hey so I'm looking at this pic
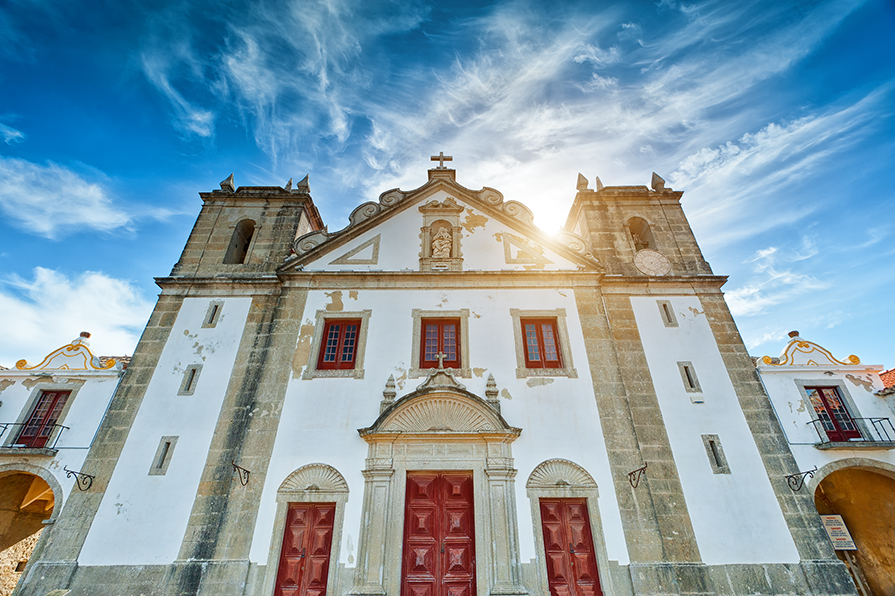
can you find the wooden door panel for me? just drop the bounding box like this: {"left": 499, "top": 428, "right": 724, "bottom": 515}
{"left": 402, "top": 472, "right": 475, "bottom": 596}
{"left": 276, "top": 503, "right": 335, "bottom": 596}
{"left": 539, "top": 499, "right": 602, "bottom": 596}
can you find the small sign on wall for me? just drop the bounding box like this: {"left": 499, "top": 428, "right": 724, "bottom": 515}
{"left": 821, "top": 515, "right": 857, "bottom": 550}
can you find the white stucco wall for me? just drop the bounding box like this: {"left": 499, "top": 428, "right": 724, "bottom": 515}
{"left": 0, "top": 370, "right": 120, "bottom": 508}
{"left": 248, "top": 288, "right": 629, "bottom": 569}
{"left": 631, "top": 295, "right": 800, "bottom": 564}
{"left": 758, "top": 364, "right": 895, "bottom": 480}
{"left": 79, "top": 296, "right": 252, "bottom": 566}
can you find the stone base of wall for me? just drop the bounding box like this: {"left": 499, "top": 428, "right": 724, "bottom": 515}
{"left": 15, "top": 559, "right": 857, "bottom": 596}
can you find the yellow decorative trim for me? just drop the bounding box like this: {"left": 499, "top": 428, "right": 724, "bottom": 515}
{"left": 762, "top": 339, "right": 860, "bottom": 367}
{"left": 15, "top": 341, "right": 116, "bottom": 371}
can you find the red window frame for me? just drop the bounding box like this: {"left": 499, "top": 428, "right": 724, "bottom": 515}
{"left": 16, "top": 390, "right": 71, "bottom": 448}
{"left": 521, "top": 318, "right": 562, "bottom": 369}
{"left": 806, "top": 386, "right": 861, "bottom": 442}
{"left": 420, "top": 318, "right": 461, "bottom": 369}
{"left": 317, "top": 319, "right": 362, "bottom": 370}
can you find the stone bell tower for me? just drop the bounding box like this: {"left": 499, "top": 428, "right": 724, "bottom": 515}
{"left": 170, "top": 174, "right": 324, "bottom": 277}
{"left": 564, "top": 172, "right": 712, "bottom": 277}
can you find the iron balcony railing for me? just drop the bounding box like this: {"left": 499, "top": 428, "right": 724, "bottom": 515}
{"left": 808, "top": 417, "right": 895, "bottom": 445}
{"left": 0, "top": 422, "right": 69, "bottom": 450}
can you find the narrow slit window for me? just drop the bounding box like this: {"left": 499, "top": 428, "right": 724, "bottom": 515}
{"left": 677, "top": 361, "right": 702, "bottom": 398}
{"left": 701, "top": 434, "right": 730, "bottom": 474}
{"left": 178, "top": 364, "right": 202, "bottom": 396}
{"left": 657, "top": 300, "right": 677, "bottom": 327}
{"left": 203, "top": 301, "right": 223, "bottom": 328}
{"left": 149, "top": 436, "right": 178, "bottom": 475}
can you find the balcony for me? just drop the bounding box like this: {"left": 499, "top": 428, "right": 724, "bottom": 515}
{"left": 809, "top": 417, "right": 895, "bottom": 450}
{"left": 0, "top": 422, "right": 69, "bottom": 456}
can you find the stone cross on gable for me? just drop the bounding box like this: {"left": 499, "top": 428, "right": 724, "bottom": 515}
{"left": 435, "top": 352, "right": 448, "bottom": 369}
{"left": 431, "top": 152, "right": 453, "bottom": 169}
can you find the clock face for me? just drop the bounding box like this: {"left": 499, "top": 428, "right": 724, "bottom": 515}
{"left": 633, "top": 249, "right": 671, "bottom": 276}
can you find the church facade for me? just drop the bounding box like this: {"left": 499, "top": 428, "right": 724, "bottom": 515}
{"left": 17, "top": 163, "right": 858, "bottom": 596}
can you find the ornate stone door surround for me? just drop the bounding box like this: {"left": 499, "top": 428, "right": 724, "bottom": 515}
{"left": 261, "top": 463, "right": 350, "bottom": 596}
{"left": 351, "top": 371, "right": 528, "bottom": 596}
{"left": 526, "top": 459, "right": 614, "bottom": 596}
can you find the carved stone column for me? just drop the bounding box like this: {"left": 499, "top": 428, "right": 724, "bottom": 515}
{"left": 485, "top": 437, "right": 528, "bottom": 596}
{"left": 351, "top": 438, "right": 396, "bottom": 596}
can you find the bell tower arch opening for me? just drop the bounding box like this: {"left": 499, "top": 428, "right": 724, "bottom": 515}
{"left": 224, "top": 219, "right": 256, "bottom": 264}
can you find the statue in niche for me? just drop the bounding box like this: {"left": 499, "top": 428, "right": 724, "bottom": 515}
{"left": 432, "top": 228, "right": 452, "bottom": 258}
{"left": 632, "top": 230, "right": 649, "bottom": 251}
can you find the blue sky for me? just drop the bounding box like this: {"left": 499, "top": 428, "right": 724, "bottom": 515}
{"left": 1, "top": 0, "right": 893, "bottom": 370}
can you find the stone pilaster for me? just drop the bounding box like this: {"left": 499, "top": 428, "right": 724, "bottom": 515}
{"left": 17, "top": 294, "right": 184, "bottom": 596}
{"left": 484, "top": 466, "right": 527, "bottom": 596}
{"left": 350, "top": 467, "right": 394, "bottom": 596}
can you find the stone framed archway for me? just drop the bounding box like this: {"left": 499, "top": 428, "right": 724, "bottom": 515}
{"left": 260, "top": 463, "right": 350, "bottom": 596}
{"left": 350, "top": 371, "right": 527, "bottom": 596}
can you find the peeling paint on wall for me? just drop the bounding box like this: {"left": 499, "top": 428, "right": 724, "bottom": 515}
{"left": 395, "top": 369, "right": 408, "bottom": 390}
{"left": 472, "top": 368, "right": 486, "bottom": 378}
{"left": 21, "top": 378, "right": 41, "bottom": 389}
{"left": 526, "top": 377, "right": 555, "bottom": 388}
{"left": 292, "top": 322, "right": 316, "bottom": 379}
{"left": 688, "top": 307, "right": 705, "bottom": 317}
{"left": 846, "top": 374, "right": 874, "bottom": 392}
{"left": 348, "top": 291, "right": 359, "bottom": 301}
{"left": 500, "top": 388, "right": 512, "bottom": 400}
{"left": 462, "top": 208, "right": 488, "bottom": 233}
{"left": 325, "top": 291, "right": 344, "bottom": 312}
{"left": 0, "top": 379, "right": 14, "bottom": 392}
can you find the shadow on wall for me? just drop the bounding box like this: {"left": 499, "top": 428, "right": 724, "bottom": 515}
{"left": 815, "top": 467, "right": 895, "bottom": 596}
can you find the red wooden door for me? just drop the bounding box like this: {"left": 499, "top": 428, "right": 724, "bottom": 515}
{"left": 806, "top": 387, "right": 861, "bottom": 442}
{"left": 16, "top": 391, "right": 70, "bottom": 448}
{"left": 540, "top": 499, "right": 602, "bottom": 596}
{"left": 402, "top": 472, "right": 476, "bottom": 596}
{"left": 275, "top": 503, "right": 336, "bottom": 596}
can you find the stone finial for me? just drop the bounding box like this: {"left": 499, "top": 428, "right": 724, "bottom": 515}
{"left": 380, "top": 374, "right": 397, "bottom": 414}
{"left": 650, "top": 172, "right": 666, "bottom": 192}
{"left": 788, "top": 330, "right": 800, "bottom": 339}
{"left": 284, "top": 178, "right": 293, "bottom": 191}
{"left": 220, "top": 173, "right": 236, "bottom": 193}
{"left": 485, "top": 374, "right": 500, "bottom": 413}
{"left": 74, "top": 331, "right": 91, "bottom": 346}
{"left": 577, "top": 173, "right": 589, "bottom": 191}
{"left": 594, "top": 176, "right": 604, "bottom": 191}
{"left": 296, "top": 174, "right": 310, "bottom": 194}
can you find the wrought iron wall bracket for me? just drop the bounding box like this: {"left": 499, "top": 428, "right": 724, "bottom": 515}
{"left": 63, "top": 466, "right": 94, "bottom": 491}
{"left": 232, "top": 461, "right": 250, "bottom": 486}
{"left": 785, "top": 465, "right": 817, "bottom": 492}
{"left": 627, "top": 462, "right": 647, "bottom": 488}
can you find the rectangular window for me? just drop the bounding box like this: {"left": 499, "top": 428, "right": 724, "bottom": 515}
{"left": 806, "top": 386, "right": 861, "bottom": 442}
{"left": 149, "top": 436, "right": 178, "bottom": 475}
{"left": 521, "top": 318, "right": 562, "bottom": 369}
{"left": 317, "top": 319, "right": 362, "bottom": 370}
{"left": 420, "top": 318, "right": 461, "bottom": 369}
{"left": 15, "top": 390, "right": 71, "bottom": 448}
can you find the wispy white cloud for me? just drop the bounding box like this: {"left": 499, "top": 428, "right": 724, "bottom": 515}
{"left": 0, "top": 268, "right": 152, "bottom": 367}
{"left": 0, "top": 157, "right": 132, "bottom": 238}
{"left": 0, "top": 122, "right": 25, "bottom": 144}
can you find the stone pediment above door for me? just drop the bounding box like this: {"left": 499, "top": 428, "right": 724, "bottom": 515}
{"left": 358, "top": 371, "right": 521, "bottom": 440}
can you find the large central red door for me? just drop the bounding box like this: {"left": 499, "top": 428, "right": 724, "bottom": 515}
{"left": 401, "top": 472, "right": 476, "bottom": 596}
{"left": 540, "top": 499, "right": 602, "bottom": 596}
{"left": 275, "top": 503, "right": 335, "bottom": 596}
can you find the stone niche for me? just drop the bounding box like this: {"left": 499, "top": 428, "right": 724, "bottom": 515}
{"left": 419, "top": 197, "right": 464, "bottom": 272}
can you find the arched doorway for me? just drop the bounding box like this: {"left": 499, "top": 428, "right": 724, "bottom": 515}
{"left": 814, "top": 465, "right": 895, "bottom": 595}
{"left": 0, "top": 470, "right": 56, "bottom": 551}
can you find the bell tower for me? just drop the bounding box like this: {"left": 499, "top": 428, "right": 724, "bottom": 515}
{"left": 564, "top": 173, "right": 712, "bottom": 277}
{"left": 170, "top": 174, "right": 324, "bottom": 277}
